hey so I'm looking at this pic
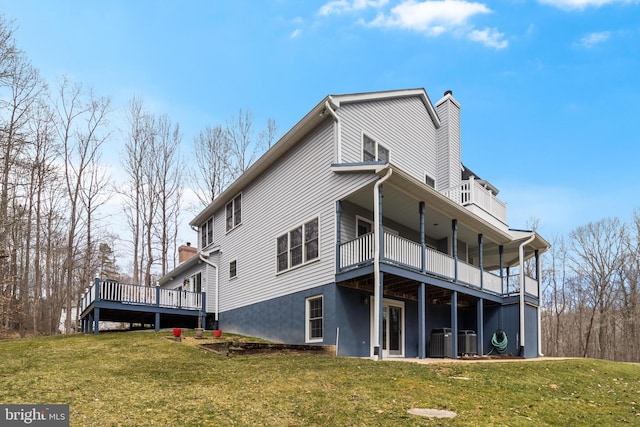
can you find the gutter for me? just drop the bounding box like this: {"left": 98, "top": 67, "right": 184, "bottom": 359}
{"left": 518, "top": 233, "right": 536, "bottom": 355}
{"left": 199, "top": 249, "right": 220, "bottom": 326}
{"left": 373, "top": 166, "right": 392, "bottom": 360}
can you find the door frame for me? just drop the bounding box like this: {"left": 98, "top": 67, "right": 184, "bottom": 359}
{"left": 370, "top": 297, "right": 405, "bottom": 358}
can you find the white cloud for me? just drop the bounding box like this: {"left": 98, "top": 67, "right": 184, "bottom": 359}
{"left": 575, "top": 31, "right": 611, "bottom": 47}
{"left": 290, "top": 29, "right": 302, "bottom": 39}
{"left": 319, "top": 0, "right": 389, "bottom": 16}
{"left": 538, "top": 0, "right": 638, "bottom": 10}
{"left": 468, "top": 27, "right": 508, "bottom": 49}
{"left": 364, "top": 1, "right": 507, "bottom": 48}
{"left": 369, "top": 0, "right": 491, "bottom": 33}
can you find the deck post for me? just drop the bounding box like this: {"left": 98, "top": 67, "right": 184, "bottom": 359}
{"left": 418, "top": 282, "right": 426, "bottom": 359}
{"left": 155, "top": 285, "right": 160, "bottom": 307}
{"left": 478, "top": 234, "right": 484, "bottom": 289}
{"left": 336, "top": 200, "right": 342, "bottom": 273}
{"left": 499, "top": 245, "right": 504, "bottom": 294}
{"left": 94, "top": 277, "right": 101, "bottom": 302}
{"left": 93, "top": 307, "right": 100, "bottom": 335}
{"left": 452, "top": 220, "right": 458, "bottom": 282}
{"left": 155, "top": 312, "right": 160, "bottom": 332}
{"left": 419, "top": 202, "right": 426, "bottom": 273}
{"left": 451, "top": 291, "right": 458, "bottom": 359}
{"left": 477, "top": 298, "right": 484, "bottom": 356}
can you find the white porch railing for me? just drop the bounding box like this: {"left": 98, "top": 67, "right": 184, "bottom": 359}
{"left": 340, "top": 232, "right": 374, "bottom": 269}
{"left": 425, "top": 246, "right": 455, "bottom": 278}
{"left": 525, "top": 275, "right": 539, "bottom": 297}
{"left": 158, "top": 288, "right": 202, "bottom": 310}
{"left": 383, "top": 233, "right": 422, "bottom": 268}
{"left": 80, "top": 279, "right": 202, "bottom": 313}
{"left": 338, "top": 232, "right": 539, "bottom": 297}
{"left": 483, "top": 271, "right": 503, "bottom": 294}
{"left": 441, "top": 177, "right": 507, "bottom": 225}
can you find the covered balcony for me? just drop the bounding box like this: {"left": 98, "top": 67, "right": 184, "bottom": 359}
{"left": 333, "top": 165, "right": 546, "bottom": 302}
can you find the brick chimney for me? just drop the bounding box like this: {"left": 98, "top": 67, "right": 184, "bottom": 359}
{"left": 178, "top": 242, "right": 197, "bottom": 264}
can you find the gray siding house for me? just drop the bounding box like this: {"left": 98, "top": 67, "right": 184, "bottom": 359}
{"left": 160, "top": 88, "right": 550, "bottom": 359}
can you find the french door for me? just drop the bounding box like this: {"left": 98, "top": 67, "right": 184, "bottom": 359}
{"left": 371, "top": 299, "right": 404, "bottom": 357}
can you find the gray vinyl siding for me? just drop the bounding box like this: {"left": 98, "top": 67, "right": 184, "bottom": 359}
{"left": 338, "top": 96, "right": 438, "bottom": 183}
{"left": 210, "top": 120, "right": 375, "bottom": 313}
{"left": 435, "top": 98, "right": 461, "bottom": 191}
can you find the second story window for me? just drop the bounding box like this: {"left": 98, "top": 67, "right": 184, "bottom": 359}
{"left": 226, "top": 193, "right": 242, "bottom": 232}
{"left": 362, "top": 135, "right": 389, "bottom": 163}
{"left": 276, "top": 217, "right": 319, "bottom": 273}
{"left": 201, "top": 216, "right": 214, "bottom": 248}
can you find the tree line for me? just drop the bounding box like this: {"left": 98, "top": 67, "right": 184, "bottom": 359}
{"left": 0, "top": 17, "right": 276, "bottom": 336}
{"left": 541, "top": 212, "right": 640, "bottom": 362}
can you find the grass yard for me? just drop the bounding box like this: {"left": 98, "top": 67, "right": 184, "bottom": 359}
{"left": 1, "top": 331, "right": 639, "bottom": 426}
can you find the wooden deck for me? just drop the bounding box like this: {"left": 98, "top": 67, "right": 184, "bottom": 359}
{"left": 79, "top": 279, "right": 206, "bottom": 334}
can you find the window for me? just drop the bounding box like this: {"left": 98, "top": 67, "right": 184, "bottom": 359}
{"left": 356, "top": 217, "right": 372, "bottom": 237}
{"left": 425, "top": 174, "right": 435, "bottom": 189}
{"left": 276, "top": 217, "right": 319, "bottom": 273}
{"left": 362, "top": 135, "right": 389, "bottom": 162}
{"left": 185, "top": 272, "right": 202, "bottom": 293}
{"left": 306, "top": 296, "right": 323, "bottom": 342}
{"left": 192, "top": 272, "right": 202, "bottom": 293}
{"left": 201, "top": 216, "right": 214, "bottom": 248}
{"left": 226, "top": 194, "right": 242, "bottom": 232}
{"left": 229, "top": 260, "right": 237, "bottom": 279}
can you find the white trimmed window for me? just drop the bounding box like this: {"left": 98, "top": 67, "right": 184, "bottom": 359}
{"left": 306, "top": 295, "right": 323, "bottom": 342}
{"left": 362, "top": 135, "right": 389, "bottom": 162}
{"left": 229, "top": 260, "right": 237, "bottom": 279}
{"left": 201, "top": 216, "right": 214, "bottom": 248}
{"left": 276, "top": 217, "right": 319, "bottom": 273}
{"left": 226, "top": 193, "right": 242, "bottom": 232}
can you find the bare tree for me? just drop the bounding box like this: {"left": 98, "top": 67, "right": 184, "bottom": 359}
{"left": 53, "top": 77, "right": 110, "bottom": 333}
{"left": 192, "top": 124, "right": 231, "bottom": 206}
{"left": 569, "top": 218, "right": 626, "bottom": 359}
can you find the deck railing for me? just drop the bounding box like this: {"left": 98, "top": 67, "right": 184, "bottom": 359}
{"left": 339, "top": 232, "right": 538, "bottom": 297}
{"left": 441, "top": 177, "right": 507, "bottom": 224}
{"left": 80, "top": 279, "right": 203, "bottom": 313}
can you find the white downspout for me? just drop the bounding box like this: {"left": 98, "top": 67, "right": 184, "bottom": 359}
{"left": 537, "top": 251, "right": 544, "bottom": 357}
{"left": 373, "top": 166, "right": 392, "bottom": 360}
{"left": 324, "top": 99, "right": 342, "bottom": 163}
{"left": 519, "top": 233, "right": 536, "bottom": 355}
{"left": 199, "top": 253, "right": 219, "bottom": 326}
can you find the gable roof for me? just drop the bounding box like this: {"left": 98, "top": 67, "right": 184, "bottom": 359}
{"left": 190, "top": 88, "right": 442, "bottom": 228}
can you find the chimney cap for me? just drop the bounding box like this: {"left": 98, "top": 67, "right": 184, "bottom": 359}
{"left": 186, "top": 242, "right": 191, "bottom": 247}
{"left": 444, "top": 90, "right": 453, "bottom": 96}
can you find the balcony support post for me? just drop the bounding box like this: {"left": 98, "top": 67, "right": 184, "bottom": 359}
{"left": 477, "top": 298, "right": 484, "bottom": 356}
{"left": 419, "top": 202, "right": 427, "bottom": 359}
{"left": 451, "top": 290, "right": 458, "bottom": 359}
{"left": 499, "top": 245, "right": 504, "bottom": 294}
{"left": 336, "top": 200, "right": 342, "bottom": 273}
{"left": 419, "top": 282, "right": 426, "bottom": 359}
{"left": 478, "top": 234, "right": 484, "bottom": 290}
{"left": 452, "top": 219, "right": 458, "bottom": 282}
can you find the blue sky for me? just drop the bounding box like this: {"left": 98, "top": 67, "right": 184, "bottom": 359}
{"left": 1, "top": 0, "right": 639, "bottom": 244}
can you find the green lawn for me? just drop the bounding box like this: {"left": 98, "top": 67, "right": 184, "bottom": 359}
{"left": 1, "top": 331, "right": 639, "bottom": 426}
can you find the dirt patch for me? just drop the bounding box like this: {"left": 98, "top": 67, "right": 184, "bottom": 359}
{"left": 199, "top": 341, "right": 336, "bottom": 357}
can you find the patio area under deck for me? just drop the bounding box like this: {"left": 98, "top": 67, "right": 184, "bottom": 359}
{"left": 79, "top": 278, "right": 206, "bottom": 334}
